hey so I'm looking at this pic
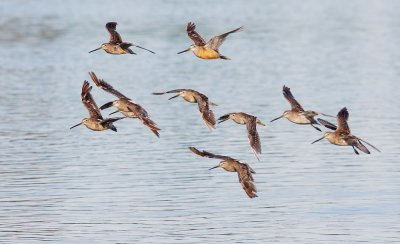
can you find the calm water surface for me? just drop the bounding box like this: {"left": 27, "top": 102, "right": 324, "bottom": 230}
{"left": 0, "top": 0, "right": 399, "bottom": 243}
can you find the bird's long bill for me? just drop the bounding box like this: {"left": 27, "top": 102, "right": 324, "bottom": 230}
{"left": 168, "top": 94, "right": 180, "bottom": 100}
{"left": 270, "top": 115, "right": 283, "bottom": 122}
{"left": 88, "top": 47, "right": 102, "bottom": 53}
{"left": 70, "top": 122, "right": 82, "bottom": 129}
{"left": 258, "top": 121, "right": 266, "bottom": 126}
{"left": 208, "top": 165, "right": 219, "bottom": 170}
{"left": 319, "top": 112, "right": 336, "bottom": 118}
{"left": 135, "top": 45, "right": 155, "bottom": 54}
{"left": 109, "top": 111, "right": 119, "bottom": 115}
{"left": 311, "top": 136, "right": 325, "bottom": 144}
{"left": 177, "top": 48, "right": 190, "bottom": 54}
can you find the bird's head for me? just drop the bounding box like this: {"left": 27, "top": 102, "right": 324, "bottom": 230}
{"left": 209, "top": 161, "right": 228, "bottom": 170}
{"left": 311, "top": 132, "right": 332, "bottom": 144}
{"left": 70, "top": 118, "right": 89, "bottom": 129}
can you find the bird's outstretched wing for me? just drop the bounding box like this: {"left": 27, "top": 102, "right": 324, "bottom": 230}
{"left": 206, "top": 26, "right": 243, "bottom": 51}
{"left": 81, "top": 81, "right": 103, "bottom": 120}
{"left": 125, "top": 102, "right": 161, "bottom": 138}
{"left": 317, "top": 118, "right": 338, "bottom": 131}
{"left": 337, "top": 107, "right": 350, "bottom": 134}
{"left": 186, "top": 22, "right": 206, "bottom": 46}
{"left": 189, "top": 147, "right": 232, "bottom": 161}
{"left": 193, "top": 93, "right": 216, "bottom": 129}
{"left": 89, "top": 72, "right": 128, "bottom": 99}
{"left": 283, "top": 85, "right": 304, "bottom": 112}
{"left": 106, "top": 22, "right": 123, "bottom": 44}
{"left": 246, "top": 116, "right": 261, "bottom": 155}
{"left": 235, "top": 162, "right": 257, "bottom": 198}
{"left": 152, "top": 89, "right": 186, "bottom": 95}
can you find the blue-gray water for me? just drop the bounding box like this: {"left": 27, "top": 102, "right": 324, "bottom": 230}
{"left": 0, "top": 0, "right": 399, "bottom": 243}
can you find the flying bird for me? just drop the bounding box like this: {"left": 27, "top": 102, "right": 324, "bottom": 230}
{"left": 89, "top": 72, "right": 160, "bottom": 137}
{"left": 218, "top": 112, "right": 266, "bottom": 161}
{"left": 70, "top": 81, "right": 124, "bottom": 132}
{"left": 312, "top": 107, "right": 380, "bottom": 154}
{"left": 271, "top": 85, "right": 334, "bottom": 131}
{"left": 152, "top": 89, "right": 217, "bottom": 129}
{"left": 89, "top": 22, "right": 155, "bottom": 55}
{"left": 189, "top": 147, "right": 257, "bottom": 198}
{"left": 177, "top": 22, "right": 242, "bottom": 60}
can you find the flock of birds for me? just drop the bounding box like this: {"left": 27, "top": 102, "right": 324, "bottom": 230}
{"left": 70, "top": 22, "right": 380, "bottom": 199}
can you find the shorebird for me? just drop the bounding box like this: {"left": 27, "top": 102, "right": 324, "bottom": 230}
{"left": 177, "top": 22, "right": 242, "bottom": 60}
{"left": 271, "top": 85, "right": 334, "bottom": 131}
{"left": 218, "top": 112, "right": 265, "bottom": 161}
{"left": 152, "top": 89, "right": 217, "bottom": 129}
{"left": 189, "top": 147, "right": 257, "bottom": 198}
{"left": 312, "top": 107, "right": 380, "bottom": 154}
{"left": 70, "top": 81, "right": 124, "bottom": 132}
{"left": 89, "top": 72, "right": 160, "bottom": 137}
{"left": 89, "top": 22, "right": 155, "bottom": 55}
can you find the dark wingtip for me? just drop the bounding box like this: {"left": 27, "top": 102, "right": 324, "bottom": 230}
{"left": 339, "top": 107, "right": 348, "bottom": 115}
{"left": 106, "top": 22, "right": 118, "bottom": 29}
{"left": 100, "top": 101, "right": 114, "bottom": 110}
{"left": 153, "top": 130, "right": 160, "bottom": 138}
{"left": 187, "top": 22, "right": 196, "bottom": 31}
{"left": 338, "top": 107, "right": 349, "bottom": 120}
{"left": 282, "top": 85, "right": 291, "bottom": 94}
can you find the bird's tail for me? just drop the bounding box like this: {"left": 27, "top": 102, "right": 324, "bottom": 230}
{"left": 220, "top": 55, "right": 230, "bottom": 60}
{"left": 140, "top": 117, "right": 160, "bottom": 137}
{"left": 202, "top": 110, "right": 216, "bottom": 129}
{"left": 354, "top": 141, "right": 370, "bottom": 154}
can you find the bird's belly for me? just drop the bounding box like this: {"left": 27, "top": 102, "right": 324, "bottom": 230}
{"left": 327, "top": 137, "right": 349, "bottom": 146}
{"left": 232, "top": 118, "right": 246, "bottom": 125}
{"left": 287, "top": 115, "right": 311, "bottom": 124}
{"left": 85, "top": 122, "right": 106, "bottom": 131}
{"left": 183, "top": 96, "right": 197, "bottom": 103}
{"left": 194, "top": 48, "right": 220, "bottom": 59}
{"left": 120, "top": 110, "right": 136, "bottom": 118}
{"left": 105, "top": 45, "right": 127, "bottom": 55}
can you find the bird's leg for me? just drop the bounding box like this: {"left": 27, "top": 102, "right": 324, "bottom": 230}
{"left": 210, "top": 101, "right": 218, "bottom": 106}
{"left": 252, "top": 149, "right": 260, "bottom": 162}
{"left": 109, "top": 111, "right": 119, "bottom": 115}
{"left": 311, "top": 124, "right": 322, "bottom": 132}
{"left": 352, "top": 146, "right": 359, "bottom": 155}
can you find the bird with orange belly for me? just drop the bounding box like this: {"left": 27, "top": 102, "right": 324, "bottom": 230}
{"left": 178, "top": 22, "right": 242, "bottom": 60}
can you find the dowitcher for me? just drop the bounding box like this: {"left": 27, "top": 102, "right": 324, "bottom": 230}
{"left": 177, "top": 22, "right": 243, "bottom": 60}
{"left": 89, "top": 22, "right": 155, "bottom": 55}
{"left": 152, "top": 89, "right": 217, "bottom": 129}
{"left": 189, "top": 147, "right": 257, "bottom": 198}
{"left": 89, "top": 72, "right": 160, "bottom": 137}
{"left": 271, "top": 85, "right": 334, "bottom": 131}
{"left": 312, "top": 107, "right": 380, "bottom": 154}
{"left": 70, "top": 81, "right": 124, "bottom": 132}
{"left": 218, "top": 112, "right": 266, "bottom": 161}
